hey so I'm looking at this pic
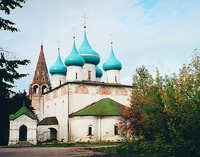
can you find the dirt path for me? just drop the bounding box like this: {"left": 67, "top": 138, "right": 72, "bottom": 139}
{"left": 0, "top": 147, "right": 114, "bottom": 157}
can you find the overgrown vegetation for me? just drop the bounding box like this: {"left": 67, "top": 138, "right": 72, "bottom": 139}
{"left": 117, "top": 50, "right": 200, "bottom": 157}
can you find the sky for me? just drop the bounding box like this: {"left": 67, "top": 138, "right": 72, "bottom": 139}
{"left": 1, "top": 0, "right": 200, "bottom": 92}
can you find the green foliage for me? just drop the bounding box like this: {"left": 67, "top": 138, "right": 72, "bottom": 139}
{"left": 0, "top": 52, "right": 30, "bottom": 146}
{"left": 0, "top": 0, "right": 26, "bottom": 32}
{"left": 0, "top": 52, "right": 30, "bottom": 99}
{"left": 120, "top": 50, "right": 200, "bottom": 157}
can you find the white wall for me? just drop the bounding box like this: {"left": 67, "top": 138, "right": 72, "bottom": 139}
{"left": 51, "top": 75, "right": 66, "bottom": 88}
{"left": 70, "top": 116, "right": 122, "bottom": 142}
{"left": 9, "top": 115, "right": 37, "bottom": 145}
{"left": 105, "top": 70, "right": 120, "bottom": 84}
{"left": 69, "top": 116, "right": 98, "bottom": 142}
{"left": 67, "top": 66, "right": 83, "bottom": 81}
{"left": 39, "top": 86, "right": 69, "bottom": 142}
{"left": 39, "top": 82, "right": 131, "bottom": 142}
{"left": 70, "top": 84, "right": 131, "bottom": 114}
{"left": 37, "top": 125, "right": 59, "bottom": 142}
{"left": 101, "top": 116, "right": 121, "bottom": 141}
{"left": 82, "top": 63, "right": 96, "bottom": 81}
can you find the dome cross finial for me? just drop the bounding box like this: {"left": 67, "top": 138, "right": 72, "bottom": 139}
{"left": 57, "top": 40, "right": 61, "bottom": 51}
{"left": 82, "top": 14, "right": 87, "bottom": 29}
{"left": 110, "top": 33, "right": 113, "bottom": 45}
{"left": 72, "top": 27, "right": 76, "bottom": 38}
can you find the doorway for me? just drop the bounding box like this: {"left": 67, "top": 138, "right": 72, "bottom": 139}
{"left": 19, "top": 125, "right": 27, "bottom": 141}
{"left": 49, "top": 128, "right": 57, "bottom": 141}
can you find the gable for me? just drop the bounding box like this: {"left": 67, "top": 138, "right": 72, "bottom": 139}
{"left": 69, "top": 98, "right": 126, "bottom": 117}
{"left": 9, "top": 106, "right": 37, "bottom": 120}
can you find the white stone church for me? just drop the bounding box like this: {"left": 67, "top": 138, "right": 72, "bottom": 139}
{"left": 8, "top": 21, "right": 132, "bottom": 145}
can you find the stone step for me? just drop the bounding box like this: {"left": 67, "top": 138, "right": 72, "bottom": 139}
{"left": 14, "top": 141, "right": 34, "bottom": 147}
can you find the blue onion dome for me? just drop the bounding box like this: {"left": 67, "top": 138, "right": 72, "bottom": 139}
{"left": 78, "top": 30, "right": 100, "bottom": 65}
{"left": 65, "top": 37, "right": 85, "bottom": 67}
{"left": 96, "top": 65, "right": 103, "bottom": 78}
{"left": 50, "top": 49, "right": 67, "bottom": 76}
{"left": 103, "top": 44, "right": 122, "bottom": 71}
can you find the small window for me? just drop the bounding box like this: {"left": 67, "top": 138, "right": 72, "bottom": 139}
{"left": 88, "top": 71, "right": 91, "bottom": 81}
{"left": 88, "top": 125, "right": 92, "bottom": 136}
{"left": 76, "top": 73, "right": 78, "bottom": 80}
{"left": 114, "top": 125, "right": 119, "bottom": 135}
{"left": 42, "top": 85, "right": 47, "bottom": 94}
{"left": 33, "top": 85, "right": 38, "bottom": 94}
{"left": 115, "top": 76, "right": 117, "bottom": 83}
{"left": 60, "top": 80, "right": 62, "bottom": 85}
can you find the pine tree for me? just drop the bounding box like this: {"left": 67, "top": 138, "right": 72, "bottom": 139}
{"left": 0, "top": 0, "right": 26, "bottom": 32}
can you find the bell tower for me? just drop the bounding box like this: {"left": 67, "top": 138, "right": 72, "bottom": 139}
{"left": 29, "top": 44, "right": 51, "bottom": 116}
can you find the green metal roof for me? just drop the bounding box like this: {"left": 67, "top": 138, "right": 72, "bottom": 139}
{"left": 9, "top": 106, "right": 37, "bottom": 120}
{"left": 69, "top": 98, "right": 126, "bottom": 117}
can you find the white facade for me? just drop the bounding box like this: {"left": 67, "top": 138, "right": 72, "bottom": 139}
{"left": 9, "top": 115, "right": 37, "bottom": 145}
{"left": 37, "top": 82, "right": 131, "bottom": 142}
{"left": 82, "top": 63, "right": 96, "bottom": 81}
{"left": 70, "top": 116, "right": 122, "bottom": 142}
{"left": 66, "top": 66, "right": 83, "bottom": 81}
{"left": 105, "top": 70, "right": 121, "bottom": 84}
{"left": 51, "top": 75, "right": 66, "bottom": 88}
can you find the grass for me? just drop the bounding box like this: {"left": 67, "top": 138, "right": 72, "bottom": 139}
{"left": 36, "top": 141, "right": 122, "bottom": 148}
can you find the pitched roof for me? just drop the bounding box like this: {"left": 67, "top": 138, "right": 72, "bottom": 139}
{"left": 38, "top": 117, "right": 59, "bottom": 125}
{"left": 69, "top": 98, "right": 126, "bottom": 117}
{"left": 9, "top": 106, "right": 37, "bottom": 120}
{"left": 32, "top": 44, "right": 51, "bottom": 86}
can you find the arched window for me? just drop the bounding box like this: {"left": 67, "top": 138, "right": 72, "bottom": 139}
{"left": 114, "top": 124, "right": 119, "bottom": 135}
{"left": 88, "top": 70, "right": 91, "bottom": 81}
{"left": 33, "top": 85, "right": 38, "bottom": 94}
{"left": 42, "top": 85, "right": 47, "bottom": 94}
{"left": 88, "top": 125, "right": 93, "bottom": 136}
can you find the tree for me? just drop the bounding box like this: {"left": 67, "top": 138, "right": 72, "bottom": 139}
{"left": 9, "top": 90, "right": 34, "bottom": 114}
{"left": 119, "top": 50, "right": 200, "bottom": 157}
{"left": 0, "top": 0, "right": 29, "bottom": 146}
{"left": 121, "top": 66, "right": 153, "bottom": 138}
{"left": 0, "top": 52, "right": 30, "bottom": 145}
{"left": 0, "top": 0, "right": 26, "bottom": 32}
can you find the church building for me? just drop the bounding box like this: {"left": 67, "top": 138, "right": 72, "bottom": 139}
{"left": 8, "top": 19, "right": 132, "bottom": 145}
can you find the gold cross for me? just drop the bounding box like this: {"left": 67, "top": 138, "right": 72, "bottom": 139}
{"left": 57, "top": 40, "right": 61, "bottom": 51}
{"left": 72, "top": 27, "right": 76, "bottom": 38}
{"left": 82, "top": 14, "right": 88, "bottom": 28}
{"left": 109, "top": 33, "right": 113, "bottom": 44}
